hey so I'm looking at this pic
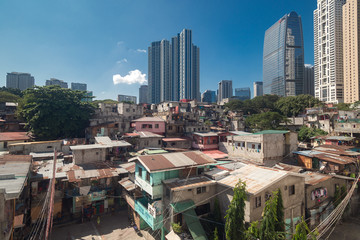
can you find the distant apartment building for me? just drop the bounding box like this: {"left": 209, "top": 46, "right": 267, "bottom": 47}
{"left": 139, "top": 85, "right": 149, "bottom": 104}
{"left": 234, "top": 87, "right": 251, "bottom": 100}
{"left": 201, "top": 90, "right": 216, "bottom": 103}
{"left": 263, "top": 11, "right": 304, "bottom": 97}
{"left": 118, "top": 94, "right": 137, "bottom": 104}
{"left": 6, "top": 72, "right": 35, "bottom": 91}
{"left": 253, "top": 81, "right": 263, "bottom": 98}
{"left": 46, "top": 78, "right": 68, "bottom": 88}
{"left": 343, "top": 0, "right": 360, "bottom": 103}
{"left": 314, "top": 0, "right": 346, "bottom": 103}
{"left": 304, "top": 64, "right": 314, "bottom": 96}
{"left": 218, "top": 80, "right": 233, "bottom": 102}
{"left": 148, "top": 29, "right": 200, "bottom": 103}
{"left": 71, "top": 82, "right": 87, "bottom": 91}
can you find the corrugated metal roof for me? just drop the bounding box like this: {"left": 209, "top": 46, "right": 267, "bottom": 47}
{"left": 131, "top": 151, "right": 216, "bottom": 173}
{"left": 162, "top": 137, "right": 189, "bottom": 142}
{"left": 0, "top": 132, "right": 31, "bottom": 142}
{"left": 138, "top": 131, "right": 164, "bottom": 138}
{"left": 326, "top": 136, "right": 355, "bottom": 141}
{"left": 95, "top": 136, "right": 132, "bottom": 147}
{"left": 165, "top": 176, "right": 216, "bottom": 191}
{"left": 119, "top": 177, "right": 136, "bottom": 191}
{"left": 218, "top": 165, "right": 294, "bottom": 195}
{"left": 303, "top": 172, "right": 332, "bottom": 186}
{"left": 202, "top": 150, "right": 228, "bottom": 159}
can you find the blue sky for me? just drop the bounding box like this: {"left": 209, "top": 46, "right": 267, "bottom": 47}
{"left": 0, "top": 0, "right": 316, "bottom": 100}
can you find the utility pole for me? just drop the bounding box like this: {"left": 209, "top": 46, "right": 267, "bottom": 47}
{"left": 45, "top": 149, "right": 57, "bottom": 240}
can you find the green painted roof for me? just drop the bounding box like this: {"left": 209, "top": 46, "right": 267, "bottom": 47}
{"left": 253, "top": 130, "right": 289, "bottom": 135}
{"left": 144, "top": 149, "right": 168, "bottom": 154}
{"left": 171, "top": 200, "right": 195, "bottom": 213}
{"left": 183, "top": 208, "right": 208, "bottom": 240}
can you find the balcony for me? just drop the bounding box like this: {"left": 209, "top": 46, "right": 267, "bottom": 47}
{"left": 134, "top": 198, "right": 163, "bottom": 230}
{"left": 135, "top": 177, "right": 163, "bottom": 199}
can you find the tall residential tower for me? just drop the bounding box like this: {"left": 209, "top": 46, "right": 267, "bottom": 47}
{"left": 148, "top": 29, "right": 200, "bottom": 103}
{"left": 253, "top": 82, "right": 263, "bottom": 97}
{"left": 218, "top": 80, "right": 233, "bottom": 102}
{"left": 314, "top": 0, "right": 346, "bottom": 103}
{"left": 6, "top": 72, "right": 35, "bottom": 91}
{"left": 343, "top": 0, "right": 360, "bottom": 103}
{"left": 263, "top": 11, "right": 304, "bottom": 97}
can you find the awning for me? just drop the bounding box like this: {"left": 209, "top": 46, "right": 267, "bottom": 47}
{"left": 119, "top": 177, "right": 136, "bottom": 191}
{"left": 183, "top": 208, "right": 208, "bottom": 240}
{"left": 171, "top": 200, "right": 208, "bottom": 240}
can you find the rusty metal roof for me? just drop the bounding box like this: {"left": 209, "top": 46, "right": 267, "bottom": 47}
{"left": 273, "top": 163, "right": 304, "bottom": 173}
{"left": 0, "top": 132, "right": 31, "bottom": 142}
{"left": 164, "top": 176, "right": 216, "bottom": 191}
{"left": 119, "top": 177, "right": 136, "bottom": 191}
{"left": 131, "top": 151, "right": 216, "bottom": 173}
{"left": 202, "top": 150, "right": 228, "bottom": 159}
{"left": 218, "top": 165, "right": 297, "bottom": 195}
{"left": 303, "top": 172, "right": 332, "bottom": 186}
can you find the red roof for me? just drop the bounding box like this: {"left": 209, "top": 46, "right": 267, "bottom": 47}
{"left": 162, "top": 137, "right": 190, "bottom": 142}
{"left": 0, "top": 132, "right": 30, "bottom": 142}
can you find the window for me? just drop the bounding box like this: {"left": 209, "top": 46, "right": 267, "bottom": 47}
{"left": 149, "top": 125, "right": 153, "bottom": 129}
{"left": 142, "top": 124, "right": 147, "bottom": 129}
{"left": 289, "top": 185, "right": 295, "bottom": 196}
{"left": 155, "top": 124, "right": 159, "bottom": 128}
{"left": 126, "top": 108, "right": 130, "bottom": 112}
{"left": 196, "top": 186, "right": 206, "bottom": 194}
{"left": 255, "top": 196, "right": 261, "bottom": 208}
{"left": 146, "top": 172, "right": 150, "bottom": 182}
{"left": 168, "top": 126, "right": 173, "bottom": 130}
{"left": 138, "top": 167, "right": 142, "bottom": 177}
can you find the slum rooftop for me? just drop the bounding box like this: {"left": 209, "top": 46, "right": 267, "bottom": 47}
{"left": 0, "top": 155, "right": 31, "bottom": 200}
{"left": 130, "top": 151, "right": 217, "bottom": 173}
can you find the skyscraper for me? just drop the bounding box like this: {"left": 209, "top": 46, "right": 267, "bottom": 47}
{"left": 218, "top": 80, "right": 233, "bottom": 102}
{"left": 253, "top": 82, "right": 263, "bottom": 97}
{"left": 201, "top": 90, "right": 216, "bottom": 103}
{"left": 314, "top": 0, "right": 346, "bottom": 103}
{"left": 304, "top": 65, "right": 315, "bottom": 96}
{"left": 71, "top": 82, "right": 87, "bottom": 91}
{"left": 118, "top": 94, "right": 137, "bottom": 104}
{"left": 148, "top": 41, "right": 161, "bottom": 104}
{"left": 6, "top": 72, "right": 35, "bottom": 91}
{"left": 234, "top": 88, "right": 251, "bottom": 101}
{"left": 263, "top": 11, "right": 304, "bottom": 97}
{"left": 46, "top": 78, "right": 68, "bottom": 88}
{"left": 148, "top": 29, "right": 200, "bottom": 103}
{"left": 343, "top": 0, "right": 360, "bottom": 103}
{"left": 139, "top": 85, "right": 149, "bottom": 104}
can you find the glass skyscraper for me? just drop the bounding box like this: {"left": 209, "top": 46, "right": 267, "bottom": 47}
{"left": 263, "top": 11, "right": 304, "bottom": 97}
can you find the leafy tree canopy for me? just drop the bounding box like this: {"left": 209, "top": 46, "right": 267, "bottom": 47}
{"left": 0, "top": 91, "right": 21, "bottom": 103}
{"left": 0, "top": 87, "right": 23, "bottom": 97}
{"left": 275, "top": 95, "right": 321, "bottom": 117}
{"left": 298, "top": 126, "right": 327, "bottom": 142}
{"left": 18, "top": 85, "right": 94, "bottom": 140}
{"left": 225, "top": 95, "right": 280, "bottom": 114}
{"left": 292, "top": 217, "right": 318, "bottom": 240}
{"left": 336, "top": 103, "right": 351, "bottom": 111}
{"left": 245, "top": 112, "right": 288, "bottom": 131}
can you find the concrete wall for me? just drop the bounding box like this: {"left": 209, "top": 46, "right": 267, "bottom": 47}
{"left": 137, "top": 137, "right": 162, "bottom": 150}
{"left": 0, "top": 192, "right": 13, "bottom": 240}
{"left": 72, "top": 148, "right": 106, "bottom": 164}
{"left": 134, "top": 121, "right": 166, "bottom": 135}
{"left": 8, "top": 141, "right": 62, "bottom": 155}
{"left": 0, "top": 140, "right": 26, "bottom": 151}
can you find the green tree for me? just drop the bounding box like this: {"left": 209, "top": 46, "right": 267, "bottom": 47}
{"left": 245, "top": 112, "right": 288, "bottom": 131}
{"left": 0, "top": 87, "right": 23, "bottom": 97}
{"left": 275, "top": 190, "right": 285, "bottom": 232}
{"left": 18, "top": 85, "right": 94, "bottom": 140}
{"left": 275, "top": 95, "right": 321, "bottom": 117}
{"left": 246, "top": 221, "right": 260, "bottom": 240}
{"left": 292, "top": 217, "right": 318, "bottom": 240}
{"left": 213, "top": 198, "right": 222, "bottom": 224}
{"left": 259, "top": 190, "right": 285, "bottom": 240}
{"left": 336, "top": 103, "right": 351, "bottom": 111}
{"left": 225, "top": 180, "right": 247, "bottom": 240}
{"left": 213, "top": 227, "right": 219, "bottom": 240}
{"left": 298, "top": 126, "right": 327, "bottom": 142}
{"left": 0, "top": 91, "right": 21, "bottom": 103}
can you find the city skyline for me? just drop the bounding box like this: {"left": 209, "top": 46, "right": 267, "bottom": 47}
{"left": 0, "top": 1, "right": 316, "bottom": 101}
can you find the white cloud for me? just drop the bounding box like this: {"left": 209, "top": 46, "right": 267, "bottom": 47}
{"left": 116, "top": 58, "right": 128, "bottom": 64}
{"left": 113, "top": 69, "right": 147, "bottom": 85}
{"left": 136, "top": 49, "right": 146, "bottom": 53}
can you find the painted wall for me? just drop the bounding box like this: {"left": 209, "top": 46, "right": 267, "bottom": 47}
{"left": 134, "top": 121, "right": 166, "bottom": 135}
